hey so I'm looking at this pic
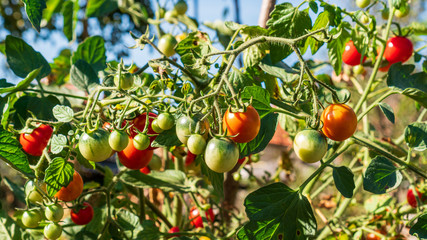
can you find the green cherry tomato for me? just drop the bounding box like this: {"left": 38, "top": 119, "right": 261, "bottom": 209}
{"left": 176, "top": 116, "right": 209, "bottom": 145}
{"left": 114, "top": 72, "right": 134, "bottom": 90}
{"left": 356, "top": 0, "right": 370, "bottom": 8}
{"left": 233, "top": 172, "right": 241, "bottom": 181}
{"left": 174, "top": 0, "right": 188, "bottom": 15}
{"left": 353, "top": 65, "right": 365, "bottom": 75}
{"left": 45, "top": 203, "right": 64, "bottom": 222}
{"left": 157, "top": 113, "right": 175, "bottom": 130}
{"left": 394, "top": 4, "right": 410, "bottom": 18}
{"left": 109, "top": 130, "right": 129, "bottom": 152}
{"left": 360, "top": 14, "right": 369, "bottom": 24}
{"left": 148, "top": 154, "right": 162, "bottom": 171}
{"left": 204, "top": 138, "right": 239, "bottom": 173}
{"left": 158, "top": 34, "right": 178, "bottom": 57}
{"left": 44, "top": 222, "right": 62, "bottom": 240}
{"left": 293, "top": 130, "right": 328, "bottom": 163}
{"left": 133, "top": 133, "right": 150, "bottom": 150}
{"left": 151, "top": 119, "right": 164, "bottom": 133}
{"left": 22, "top": 210, "right": 42, "bottom": 228}
{"left": 164, "top": 10, "right": 178, "bottom": 23}
{"left": 187, "top": 134, "right": 207, "bottom": 155}
{"left": 79, "top": 128, "right": 113, "bottom": 162}
{"left": 25, "top": 181, "right": 44, "bottom": 204}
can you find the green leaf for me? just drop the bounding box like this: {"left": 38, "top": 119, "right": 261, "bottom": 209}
{"left": 136, "top": 220, "right": 162, "bottom": 240}
{"left": 309, "top": 1, "right": 318, "bottom": 13}
{"left": 12, "top": 95, "right": 61, "bottom": 129}
{"left": 5, "top": 35, "right": 51, "bottom": 80}
{"left": 50, "top": 134, "right": 67, "bottom": 154}
{"left": 52, "top": 105, "right": 74, "bottom": 122}
{"left": 378, "top": 102, "right": 395, "bottom": 124}
{"left": 120, "top": 170, "right": 194, "bottom": 193}
{"left": 237, "top": 182, "right": 317, "bottom": 239}
{"left": 0, "top": 127, "right": 34, "bottom": 177}
{"left": 70, "top": 60, "right": 100, "bottom": 92}
{"left": 86, "top": 0, "right": 118, "bottom": 18}
{"left": 151, "top": 126, "right": 181, "bottom": 148}
{"left": 304, "top": 11, "right": 329, "bottom": 55}
{"left": 49, "top": 49, "right": 72, "bottom": 85}
{"left": 387, "top": 63, "right": 427, "bottom": 108}
{"left": 266, "top": 3, "right": 312, "bottom": 63}
{"left": 0, "top": 208, "right": 25, "bottom": 240}
{"left": 259, "top": 58, "right": 299, "bottom": 83}
{"left": 240, "top": 26, "right": 269, "bottom": 67}
{"left": 3, "top": 177, "right": 26, "bottom": 203}
{"left": 1, "top": 95, "right": 18, "bottom": 129}
{"left": 200, "top": 156, "right": 224, "bottom": 198}
{"left": 327, "top": 24, "right": 350, "bottom": 75}
{"left": 22, "top": 0, "right": 46, "bottom": 32}
{"left": 44, "top": 157, "right": 74, "bottom": 197}
{"left": 392, "top": 0, "right": 403, "bottom": 8}
{"left": 240, "top": 86, "right": 271, "bottom": 118}
{"left": 332, "top": 166, "right": 355, "bottom": 198}
{"left": 224, "top": 69, "right": 255, "bottom": 95}
{"left": 404, "top": 122, "right": 426, "bottom": 151}
{"left": 239, "top": 113, "right": 278, "bottom": 158}
{"left": 363, "top": 156, "right": 402, "bottom": 194}
{"left": 75, "top": 143, "right": 96, "bottom": 169}
{"left": 43, "top": 0, "right": 63, "bottom": 22}
{"left": 71, "top": 36, "right": 107, "bottom": 72}
{"left": 62, "top": 1, "right": 74, "bottom": 41}
{"left": 0, "top": 68, "right": 41, "bottom": 94}
{"left": 409, "top": 213, "right": 427, "bottom": 238}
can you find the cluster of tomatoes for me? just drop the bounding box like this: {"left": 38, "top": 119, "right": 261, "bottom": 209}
{"left": 293, "top": 103, "right": 357, "bottom": 163}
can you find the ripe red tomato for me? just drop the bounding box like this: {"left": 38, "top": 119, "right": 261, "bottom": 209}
{"left": 223, "top": 105, "right": 261, "bottom": 143}
{"left": 366, "top": 233, "right": 381, "bottom": 240}
{"left": 125, "top": 112, "right": 158, "bottom": 150}
{"left": 384, "top": 36, "right": 413, "bottom": 64}
{"left": 189, "top": 207, "right": 214, "bottom": 228}
{"left": 140, "top": 166, "right": 151, "bottom": 174}
{"left": 407, "top": 188, "right": 423, "bottom": 208}
{"left": 342, "top": 41, "right": 366, "bottom": 66}
{"left": 20, "top": 124, "right": 53, "bottom": 156}
{"left": 71, "top": 202, "right": 94, "bottom": 225}
{"left": 55, "top": 171, "right": 83, "bottom": 202}
{"left": 321, "top": 104, "right": 357, "bottom": 141}
{"left": 118, "top": 138, "right": 154, "bottom": 170}
{"left": 186, "top": 151, "right": 197, "bottom": 166}
{"left": 168, "top": 226, "right": 180, "bottom": 238}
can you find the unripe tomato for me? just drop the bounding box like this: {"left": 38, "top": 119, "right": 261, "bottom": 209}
{"left": 293, "top": 130, "right": 328, "bottom": 163}
{"left": 360, "top": 14, "right": 369, "bottom": 24}
{"left": 342, "top": 41, "right": 366, "bottom": 66}
{"left": 176, "top": 116, "right": 209, "bottom": 145}
{"left": 384, "top": 36, "right": 413, "bottom": 64}
{"left": 164, "top": 10, "right": 178, "bottom": 23}
{"left": 71, "top": 202, "right": 94, "bottom": 225}
{"left": 148, "top": 154, "right": 162, "bottom": 171}
{"left": 114, "top": 72, "right": 134, "bottom": 90}
{"left": 174, "top": 0, "right": 188, "bottom": 15}
{"left": 109, "top": 130, "right": 129, "bottom": 152}
{"left": 55, "top": 171, "right": 83, "bottom": 202}
{"left": 394, "top": 4, "right": 410, "bottom": 18}
{"left": 407, "top": 188, "right": 423, "bottom": 208}
{"left": 126, "top": 112, "right": 158, "bottom": 150}
{"left": 233, "top": 172, "right": 241, "bottom": 181}
{"left": 151, "top": 119, "right": 164, "bottom": 133}
{"left": 157, "top": 113, "right": 175, "bottom": 130}
{"left": 223, "top": 106, "right": 260, "bottom": 143}
{"left": 353, "top": 65, "right": 365, "bottom": 75}
{"left": 321, "top": 104, "right": 357, "bottom": 141}
{"left": 140, "top": 166, "right": 151, "bottom": 174}
{"left": 22, "top": 209, "right": 42, "bottom": 228}
{"left": 79, "top": 128, "right": 113, "bottom": 162}
{"left": 356, "top": 0, "right": 370, "bottom": 8}
{"left": 381, "top": 8, "right": 389, "bottom": 20}
{"left": 133, "top": 133, "right": 150, "bottom": 150}
{"left": 204, "top": 138, "right": 239, "bottom": 173}
{"left": 44, "top": 222, "right": 62, "bottom": 240}
{"left": 118, "top": 138, "right": 154, "bottom": 169}
{"left": 187, "top": 134, "right": 207, "bottom": 155}
{"left": 45, "top": 203, "right": 64, "bottom": 222}
{"left": 158, "top": 34, "right": 178, "bottom": 57}
{"left": 189, "top": 206, "right": 214, "bottom": 228}
{"left": 25, "top": 180, "right": 45, "bottom": 204}
{"left": 20, "top": 124, "right": 53, "bottom": 156}
{"left": 168, "top": 226, "right": 180, "bottom": 238}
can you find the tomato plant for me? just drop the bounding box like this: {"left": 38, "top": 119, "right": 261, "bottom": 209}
{"left": 0, "top": 0, "right": 426, "bottom": 239}
{"left": 70, "top": 202, "right": 94, "bottom": 225}
{"left": 20, "top": 124, "right": 53, "bottom": 156}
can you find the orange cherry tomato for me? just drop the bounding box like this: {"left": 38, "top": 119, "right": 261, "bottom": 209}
{"left": 118, "top": 138, "right": 154, "bottom": 170}
{"left": 55, "top": 171, "right": 83, "bottom": 202}
{"left": 223, "top": 105, "right": 261, "bottom": 143}
{"left": 321, "top": 104, "right": 357, "bottom": 141}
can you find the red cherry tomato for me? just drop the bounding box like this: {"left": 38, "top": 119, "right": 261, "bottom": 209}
{"left": 55, "top": 171, "right": 83, "bottom": 202}
{"left": 342, "top": 40, "right": 366, "bottom": 66}
{"left": 384, "top": 36, "right": 413, "bottom": 64}
{"left": 20, "top": 124, "right": 53, "bottom": 156}
{"left": 321, "top": 104, "right": 357, "bottom": 141}
{"left": 238, "top": 155, "right": 252, "bottom": 165}
{"left": 189, "top": 207, "right": 214, "bottom": 228}
{"left": 140, "top": 166, "right": 151, "bottom": 174}
{"left": 185, "top": 151, "right": 197, "bottom": 166}
{"left": 223, "top": 105, "right": 261, "bottom": 143}
{"left": 71, "top": 202, "right": 94, "bottom": 225}
{"left": 118, "top": 138, "right": 154, "bottom": 170}
{"left": 168, "top": 226, "right": 180, "bottom": 238}
{"left": 125, "top": 113, "right": 158, "bottom": 150}
{"left": 407, "top": 188, "right": 423, "bottom": 208}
